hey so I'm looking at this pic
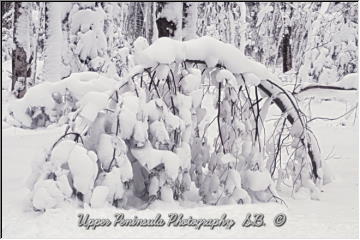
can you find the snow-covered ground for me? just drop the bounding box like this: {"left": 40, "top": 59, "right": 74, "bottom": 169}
{"left": 2, "top": 100, "right": 358, "bottom": 238}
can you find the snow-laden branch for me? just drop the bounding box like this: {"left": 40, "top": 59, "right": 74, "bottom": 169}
{"left": 136, "top": 36, "right": 280, "bottom": 82}
{"left": 131, "top": 36, "right": 322, "bottom": 181}
{"left": 294, "top": 73, "right": 358, "bottom": 101}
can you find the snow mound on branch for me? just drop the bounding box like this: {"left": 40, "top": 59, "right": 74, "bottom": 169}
{"left": 133, "top": 121, "right": 149, "bottom": 147}
{"left": 296, "top": 79, "right": 358, "bottom": 103}
{"left": 220, "top": 153, "right": 237, "bottom": 165}
{"left": 90, "top": 186, "right": 109, "bottom": 208}
{"left": 155, "top": 64, "right": 171, "bottom": 81}
{"left": 137, "top": 36, "right": 278, "bottom": 82}
{"left": 232, "top": 187, "right": 251, "bottom": 204}
{"left": 163, "top": 109, "right": 185, "bottom": 132}
{"left": 97, "top": 134, "right": 115, "bottom": 170}
{"left": 181, "top": 68, "right": 201, "bottom": 95}
{"left": 145, "top": 99, "right": 167, "bottom": 123}
{"left": 130, "top": 142, "right": 180, "bottom": 181}
{"left": 149, "top": 120, "right": 170, "bottom": 144}
{"left": 118, "top": 109, "right": 136, "bottom": 140}
{"left": 242, "top": 170, "right": 272, "bottom": 192}
{"left": 223, "top": 169, "right": 242, "bottom": 193}
{"left": 161, "top": 185, "right": 174, "bottom": 202}
{"left": 242, "top": 72, "right": 261, "bottom": 87}
{"left": 334, "top": 73, "right": 358, "bottom": 89}
{"left": 56, "top": 174, "right": 73, "bottom": 198}
{"left": 68, "top": 145, "right": 98, "bottom": 195}
{"left": 175, "top": 143, "right": 192, "bottom": 170}
{"left": 50, "top": 140, "right": 77, "bottom": 167}
{"left": 138, "top": 37, "right": 184, "bottom": 65}
{"left": 77, "top": 91, "right": 110, "bottom": 122}
{"left": 75, "top": 30, "right": 107, "bottom": 61}
{"left": 216, "top": 69, "right": 237, "bottom": 88}
{"left": 70, "top": 7, "right": 107, "bottom": 61}
{"left": 32, "top": 179, "right": 65, "bottom": 211}
{"left": 7, "top": 72, "right": 116, "bottom": 127}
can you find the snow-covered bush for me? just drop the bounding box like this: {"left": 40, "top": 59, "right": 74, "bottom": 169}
{"left": 28, "top": 36, "right": 327, "bottom": 211}
{"left": 6, "top": 72, "right": 116, "bottom": 128}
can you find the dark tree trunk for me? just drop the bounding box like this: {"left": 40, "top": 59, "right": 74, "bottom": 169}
{"left": 155, "top": 2, "right": 180, "bottom": 38}
{"left": 12, "top": 2, "right": 32, "bottom": 98}
{"left": 281, "top": 3, "right": 293, "bottom": 73}
{"left": 282, "top": 27, "right": 292, "bottom": 72}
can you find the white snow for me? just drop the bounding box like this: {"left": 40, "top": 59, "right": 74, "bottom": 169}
{"left": 131, "top": 142, "right": 180, "bottom": 181}
{"left": 7, "top": 72, "right": 117, "bottom": 127}
{"left": 70, "top": 6, "right": 107, "bottom": 61}
{"left": 1, "top": 7, "right": 359, "bottom": 237}
{"left": 77, "top": 91, "right": 110, "bottom": 122}
{"left": 181, "top": 68, "right": 201, "bottom": 95}
{"left": 68, "top": 145, "right": 98, "bottom": 197}
{"left": 334, "top": 72, "right": 358, "bottom": 89}
{"left": 242, "top": 170, "right": 272, "bottom": 192}
{"left": 43, "top": 2, "right": 64, "bottom": 82}
{"left": 32, "top": 179, "right": 65, "bottom": 211}
{"left": 149, "top": 120, "right": 170, "bottom": 145}
{"left": 96, "top": 133, "right": 115, "bottom": 170}
{"left": 2, "top": 111, "right": 358, "bottom": 237}
{"left": 175, "top": 142, "right": 192, "bottom": 171}
{"left": 136, "top": 36, "right": 279, "bottom": 83}
{"left": 90, "top": 186, "right": 109, "bottom": 208}
{"left": 160, "top": 185, "right": 174, "bottom": 202}
{"left": 50, "top": 139, "right": 76, "bottom": 167}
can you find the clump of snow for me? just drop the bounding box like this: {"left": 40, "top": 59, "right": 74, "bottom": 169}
{"left": 50, "top": 139, "right": 76, "bottom": 167}
{"left": 181, "top": 68, "right": 201, "bottom": 95}
{"left": 155, "top": 64, "right": 170, "bottom": 81}
{"left": 7, "top": 72, "right": 116, "bottom": 128}
{"left": 149, "top": 120, "right": 170, "bottom": 145}
{"left": 160, "top": 185, "right": 174, "bottom": 202}
{"left": 175, "top": 142, "right": 192, "bottom": 171}
{"left": 220, "top": 153, "right": 237, "bottom": 165}
{"left": 118, "top": 109, "right": 136, "bottom": 140}
{"left": 70, "top": 6, "right": 107, "bottom": 61}
{"left": 131, "top": 142, "right": 180, "bottom": 181}
{"left": 136, "top": 36, "right": 279, "bottom": 82}
{"left": 90, "top": 186, "right": 109, "bottom": 208}
{"left": 163, "top": 109, "right": 185, "bottom": 132}
{"left": 216, "top": 69, "right": 237, "bottom": 88}
{"left": 133, "top": 121, "right": 149, "bottom": 147}
{"left": 96, "top": 134, "right": 115, "bottom": 170}
{"left": 334, "top": 73, "right": 358, "bottom": 89}
{"left": 242, "top": 170, "right": 272, "bottom": 192}
{"left": 77, "top": 91, "right": 110, "bottom": 123}
{"left": 32, "top": 179, "right": 65, "bottom": 211}
{"left": 68, "top": 145, "right": 98, "bottom": 200}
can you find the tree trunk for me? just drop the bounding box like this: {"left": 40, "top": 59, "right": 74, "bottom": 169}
{"left": 155, "top": 2, "right": 182, "bottom": 39}
{"left": 281, "top": 3, "right": 293, "bottom": 73}
{"left": 12, "top": 2, "right": 32, "bottom": 98}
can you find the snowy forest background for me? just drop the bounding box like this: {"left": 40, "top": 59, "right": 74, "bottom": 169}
{"left": 2, "top": 2, "right": 359, "bottom": 238}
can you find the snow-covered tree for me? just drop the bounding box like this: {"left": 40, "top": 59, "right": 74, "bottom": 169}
{"left": 1, "top": 1, "right": 13, "bottom": 62}
{"left": 298, "top": 2, "right": 358, "bottom": 84}
{"left": 43, "top": 2, "right": 64, "bottom": 82}
{"left": 2, "top": 2, "right": 357, "bottom": 213}
{"left": 67, "top": 3, "right": 108, "bottom": 73}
